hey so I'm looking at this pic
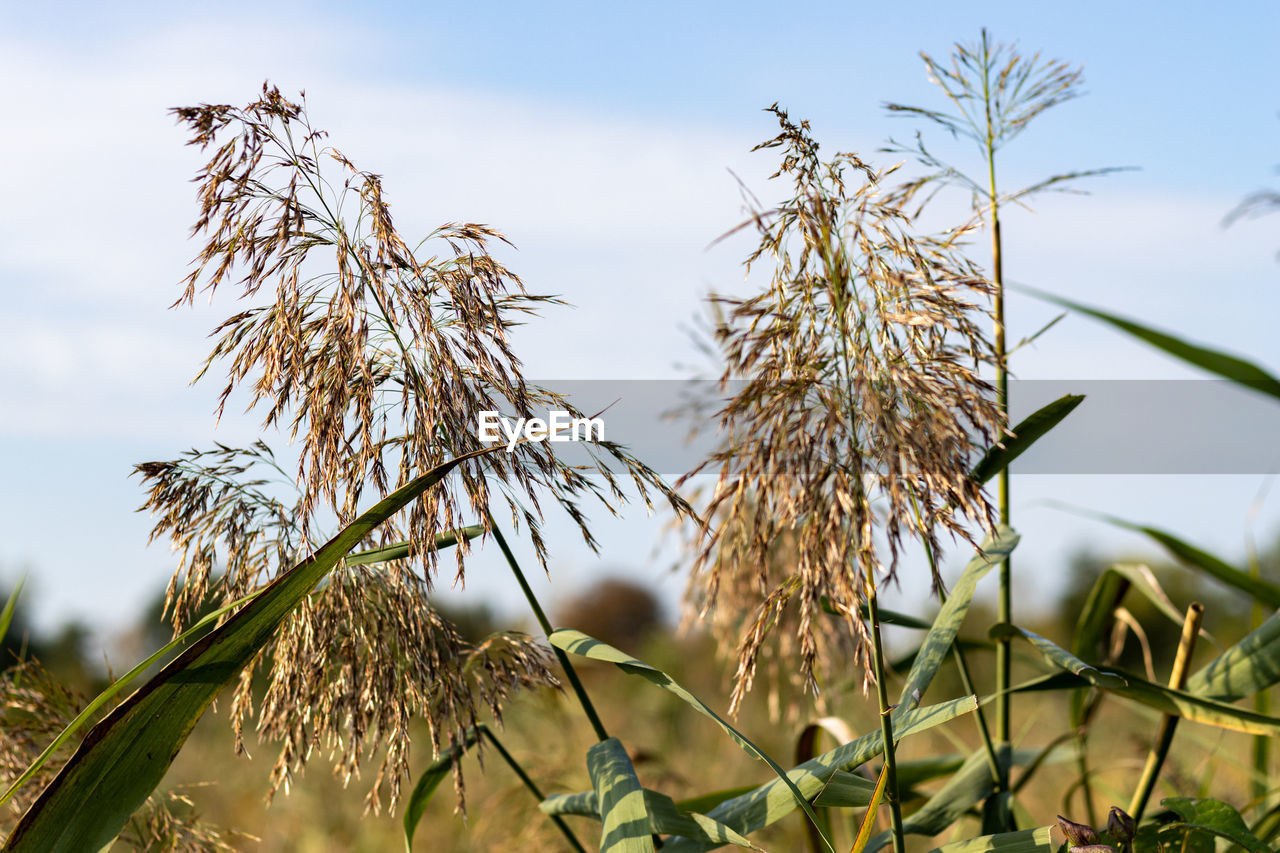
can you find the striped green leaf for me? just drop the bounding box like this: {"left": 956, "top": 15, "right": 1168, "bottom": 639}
{"left": 551, "top": 630, "right": 834, "bottom": 852}
{"left": 660, "top": 696, "right": 979, "bottom": 853}
{"left": 928, "top": 826, "right": 1055, "bottom": 853}
{"left": 541, "top": 791, "right": 602, "bottom": 818}
{"left": 589, "top": 738, "right": 656, "bottom": 853}
{"left": 1185, "top": 610, "right": 1280, "bottom": 701}
{"left": 896, "top": 527, "right": 1019, "bottom": 715}
{"left": 998, "top": 625, "right": 1280, "bottom": 735}
{"left": 2, "top": 448, "right": 491, "bottom": 853}
{"left": 540, "top": 787, "right": 762, "bottom": 850}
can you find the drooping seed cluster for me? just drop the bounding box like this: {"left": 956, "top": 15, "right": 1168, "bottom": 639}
{"left": 138, "top": 85, "right": 688, "bottom": 811}
{"left": 683, "top": 107, "right": 1001, "bottom": 714}
{"left": 0, "top": 658, "right": 240, "bottom": 849}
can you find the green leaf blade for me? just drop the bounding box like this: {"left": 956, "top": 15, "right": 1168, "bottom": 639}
{"left": 970, "top": 396, "right": 1084, "bottom": 484}
{"left": 2, "top": 450, "right": 487, "bottom": 853}
{"left": 589, "top": 738, "right": 656, "bottom": 853}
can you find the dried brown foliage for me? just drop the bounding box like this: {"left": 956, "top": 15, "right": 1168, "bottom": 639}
{"left": 683, "top": 107, "right": 1000, "bottom": 714}
{"left": 136, "top": 84, "right": 688, "bottom": 811}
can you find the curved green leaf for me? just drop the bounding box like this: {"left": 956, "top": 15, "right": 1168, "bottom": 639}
{"left": 589, "top": 738, "right": 656, "bottom": 853}
{"left": 0, "top": 577, "right": 23, "bottom": 647}
{"left": 1162, "top": 797, "right": 1270, "bottom": 853}
{"left": 1185, "top": 609, "right": 1280, "bottom": 701}
{"left": 403, "top": 727, "right": 481, "bottom": 852}
{"left": 660, "top": 696, "right": 979, "bottom": 853}
{"left": 896, "top": 526, "right": 1019, "bottom": 715}
{"left": 1084, "top": 511, "right": 1280, "bottom": 607}
{"left": 928, "top": 826, "right": 1055, "bottom": 853}
{"left": 1017, "top": 285, "right": 1280, "bottom": 401}
{"left": 2, "top": 448, "right": 493, "bottom": 853}
{"left": 990, "top": 623, "right": 1127, "bottom": 688}
{"left": 541, "top": 791, "right": 602, "bottom": 818}
{"left": 349, "top": 525, "right": 484, "bottom": 567}
{"left": 1000, "top": 629, "right": 1280, "bottom": 735}
{"left": 551, "top": 630, "right": 834, "bottom": 852}
{"left": 970, "top": 395, "right": 1084, "bottom": 484}
{"left": 0, "top": 527, "right": 477, "bottom": 818}
{"left": 540, "top": 787, "right": 763, "bottom": 850}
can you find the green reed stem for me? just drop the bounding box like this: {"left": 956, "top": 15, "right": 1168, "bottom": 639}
{"left": 1129, "top": 602, "right": 1203, "bottom": 824}
{"left": 867, "top": 583, "right": 906, "bottom": 853}
{"left": 979, "top": 31, "right": 1013, "bottom": 770}
{"left": 1249, "top": 543, "right": 1271, "bottom": 807}
{"left": 1076, "top": 731, "right": 1099, "bottom": 827}
{"left": 487, "top": 512, "right": 610, "bottom": 742}
{"left": 479, "top": 725, "right": 588, "bottom": 853}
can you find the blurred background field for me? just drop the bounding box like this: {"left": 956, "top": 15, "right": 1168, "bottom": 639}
{"left": 5, "top": 534, "right": 1269, "bottom": 851}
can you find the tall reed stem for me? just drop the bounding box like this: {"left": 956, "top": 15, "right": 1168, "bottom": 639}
{"left": 479, "top": 725, "right": 589, "bottom": 853}
{"left": 1248, "top": 543, "right": 1271, "bottom": 806}
{"left": 867, "top": 583, "right": 906, "bottom": 853}
{"left": 980, "top": 33, "right": 1014, "bottom": 772}
{"left": 1128, "top": 602, "right": 1204, "bottom": 823}
{"left": 487, "top": 513, "right": 610, "bottom": 742}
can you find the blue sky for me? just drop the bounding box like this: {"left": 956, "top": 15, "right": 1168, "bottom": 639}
{"left": 2, "top": 1, "right": 1279, "bottom": 640}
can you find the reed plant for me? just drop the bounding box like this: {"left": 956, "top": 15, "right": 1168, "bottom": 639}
{"left": 4, "top": 38, "right": 1280, "bottom": 853}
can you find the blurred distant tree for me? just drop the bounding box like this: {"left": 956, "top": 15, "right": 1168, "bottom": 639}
{"left": 555, "top": 576, "right": 664, "bottom": 651}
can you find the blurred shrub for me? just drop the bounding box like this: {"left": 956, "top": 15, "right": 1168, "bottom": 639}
{"left": 555, "top": 576, "right": 664, "bottom": 650}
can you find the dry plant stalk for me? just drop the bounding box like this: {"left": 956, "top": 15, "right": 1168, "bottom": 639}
{"left": 683, "top": 107, "right": 999, "bottom": 714}
{"left": 137, "top": 84, "right": 687, "bottom": 811}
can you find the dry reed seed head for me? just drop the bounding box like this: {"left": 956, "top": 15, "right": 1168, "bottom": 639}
{"left": 883, "top": 30, "right": 1083, "bottom": 157}
{"left": 143, "top": 84, "right": 687, "bottom": 811}
{"left": 116, "top": 791, "right": 246, "bottom": 852}
{"left": 880, "top": 30, "right": 1119, "bottom": 223}
{"left": 683, "top": 106, "right": 999, "bottom": 715}
{"left": 0, "top": 658, "right": 85, "bottom": 827}
{"left": 249, "top": 565, "right": 559, "bottom": 814}
{"left": 0, "top": 657, "right": 238, "bottom": 849}
{"left": 169, "top": 82, "right": 689, "bottom": 575}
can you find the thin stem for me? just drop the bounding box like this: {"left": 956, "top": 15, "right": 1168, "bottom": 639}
{"left": 1128, "top": 602, "right": 1204, "bottom": 824}
{"left": 479, "top": 725, "right": 589, "bottom": 853}
{"left": 980, "top": 30, "right": 1013, "bottom": 769}
{"left": 1248, "top": 540, "right": 1271, "bottom": 807}
{"left": 1076, "top": 730, "right": 1099, "bottom": 828}
{"left": 487, "top": 511, "right": 610, "bottom": 742}
{"left": 867, "top": 583, "right": 906, "bottom": 853}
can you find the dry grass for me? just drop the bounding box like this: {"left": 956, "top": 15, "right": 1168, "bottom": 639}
{"left": 682, "top": 107, "right": 1000, "bottom": 715}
